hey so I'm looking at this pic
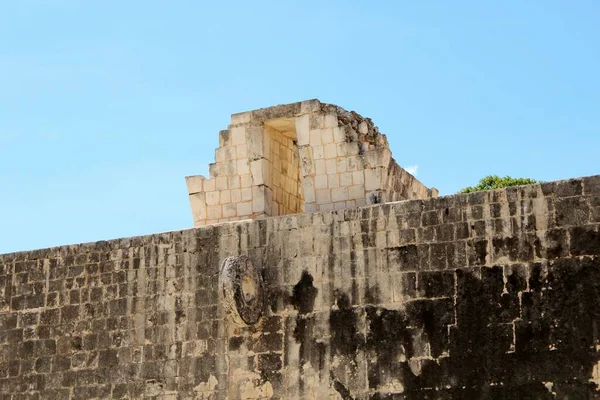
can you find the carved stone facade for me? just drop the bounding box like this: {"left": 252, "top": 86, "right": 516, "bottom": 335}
{"left": 185, "top": 100, "right": 438, "bottom": 227}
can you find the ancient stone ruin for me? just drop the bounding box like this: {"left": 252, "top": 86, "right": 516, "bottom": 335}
{"left": 0, "top": 100, "right": 599, "bottom": 399}
{"left": 185, "top": 100, "right": 437, "bottom": 226}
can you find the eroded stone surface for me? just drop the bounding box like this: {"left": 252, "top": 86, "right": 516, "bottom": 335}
{"left": 0, "top": 175, "right": 599, "bottom": 398}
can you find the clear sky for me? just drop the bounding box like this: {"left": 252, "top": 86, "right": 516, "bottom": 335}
{"left": 1, "top": 1, "right": 598, "bottom": 254}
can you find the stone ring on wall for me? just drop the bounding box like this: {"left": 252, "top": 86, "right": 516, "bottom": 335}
{"left": 219, "top": 255, "right": 265, "bottom": 325}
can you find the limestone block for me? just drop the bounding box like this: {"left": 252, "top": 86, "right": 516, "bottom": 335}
{"left": 319, "top": 203, "right": 334, "bottom": 212}
{"left": 241, "top": 174, "right": 252, "bottom": 188}
{"left": 325, "top": 159, "right": 337, "bottom": 174}
{"left": 315, "top": 159, "right": 326, "bottom": 176}
{"left": 305, "top": 203, "right": 318, "bottom": 212}
{"left": 206, "top": 191, "right": 220, "bottom": 206}
{"left": 221, "top": 190, "right": 231, "bottom": 204}
{"left": 358, "top": 120, "right": 368, "bottom": 134}
{"left": 216, "top": 176, "right": 228, "bottom": 190}
{"left": 336, "top": 158, "right": 347, "bottom": 173}
{"left": 355, "top": 198, "right": 367, "bottom": 207}
{"left": 324, "top": 143, "right": 337, "bottom": 159}
{"left": 332, "top": 126, "right": 345, "bottom": 142}
{"left": 298, "top": 146, "right": 314, "bottom": 176}
{"left": 315, "top": 175, "right": 327, "bottom": 190}
{"left": 324, "top": 113, "right": 338, "bottom": 128}
{"left": 331, "top": 187, "right": 349, "bottom": 203}
{"left": 207, "top": 205, "right": 222, "bottom": 220}
{"left": 309, "top": 129, "right": 322, "bottom": 146}
{"left": 316, "top": 189, "right": 331, "bottom": 205}
{"left": 241, "top": 188, "right": 252, "bottom": 202}
{"left": 215, "top": 147, "right": 227, "bottom": 162}
{"left": 364, "top": 148, "right": 392, "bottom": 169}
{"left": 334, "top": 201, "right": 346, "bottom": 210}
{"left": 295, "top": 114, "right": 310, "bottom": 146}
{"left": 209, "top": 163, "right": 220, "bottom": 177}
{"left": 230, "top": 126, "right": 246, "bottom": 146}
{"left": 303, "top": 179, "right": 316, "bottom": 203}
{"left": 229, "top": 176, "right": 241, "bottom": 190}
{"left": 340, "top": 172, "right": 353, "bottom": 187}
{"left": 347, "top": 144, "right": 360, "bottom": 156}
{"left": 230, "top": 111, "right": 251, "bottom": 125}
{"left": 321, "top": 128, "right": 334, "bottom": 144}
{"left": 264, "top": 187, "right": 273, "bottom": 215}
{"left": 336, "top": 143, "right": 348, "bottom": 157}
{"left": 246, "top": 126, "right": 264, "bottom": 160}
{"left": 237, "top": 202, "right": 252, "bottom": 216}
{"left": 252, "top": 186, "right": 266, "bottom": 213}
{"left": 250, "top": 159, "right": 268, "bottom": 186}
{"left": 185, "top": 175, "right": 205, "bottom": 194}
{"left": 328, "top": 174, "right": 339, "bottom": 189}
{"left": 352, "top": 170, "right": 364, "bottom": 185}
{"left": 231, "top": 189, "right": 241, "bottom": 203}
{"left": 364, "top": 168, "right": 387, "bottom": 191}
{"left": 223, "top": 203, "right": 236, "bottom": 218}
{"left": 346, "top": 155, "right": 360, "bottom": 171}
{"left": 188, "top": 192, "right": 207, "bottom": 220}
{"left": 349, "top": 184, "right": 365, "bottom": 200}
{"left": 237, "top": 159, "right": 250, "bottom": 176}
{"left": 222, "top": 160, "right": 237, "bottom": 176}
{"left": 219, "top": 129, "right": 231, "bottom": 146}
{"left": 312, "top": 145, "right": 324, "bottom": 160}
{"left": 237, "top": 144, "right": 248, "bottom": 159}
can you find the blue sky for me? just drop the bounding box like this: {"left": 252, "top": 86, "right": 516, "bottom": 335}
{"left": 1, "top": 1, "right": 598, "bottom": 253}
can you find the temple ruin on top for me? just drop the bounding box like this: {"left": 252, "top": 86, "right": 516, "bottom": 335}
{"left": 185, "top": 99, "right": 437, "bottom": 226}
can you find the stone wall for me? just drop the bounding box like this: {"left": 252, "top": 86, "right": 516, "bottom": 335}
{"left": 185, "top": 100, "right": 437, "bottom": 227}
{"left": 1, "top": 175, "right": 599, "bottom": 399}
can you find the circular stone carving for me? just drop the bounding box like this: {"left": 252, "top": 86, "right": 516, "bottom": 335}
{"left": 219, "top": 255, "right": 265, "bottom": 325}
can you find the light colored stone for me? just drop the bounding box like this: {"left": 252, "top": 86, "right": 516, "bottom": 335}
{"left": 241, "top": 188, "right": 252, "bottom": 202}
{"left": 188, "top": 100, "right": 436, "bottom": 227}
{"left": 229, "top": 176, "right": 240, "bottom": 190}
{"left": 352, "top": 171, "right": 364, "bottom": 185}
{"left": 321, "top": 128, "right": 334, "bottom": 144}
{"left": 230, "top": 111, "right": 251, "bottom": 125}
{"left": 230, "top": 126, "right": 246, "bottom": 145}
{"left": 315, "top": 175, "right": 328, "bottom": 190}
{"left": 327, "top": 174, "right": 339, "bottom": 189}
{"left": 309, "top": 129, "right": 322, "bottom": 146}
{"left": 331, "top": 187, "right": 348, "bottom": 202}
{"left": 206, "top": 191, "right": 220, "bottom": 206}
{"left": 340, "top": 172, "right": 353, "bottom": 187}
{"left": 315, "top": 189, "right": 331, "bottom": 205}
{"left": 237, "top": 202, "right": 252, "bottom": 216}
{"left": 332, "top": 126, "right": 345, "bottom": 142}
{"left": 221, "top": 190, "right": 231, "bottom": 204}
{"left": 185, "top": 175, "right": 205, "bottom": 194}
{"left": 325, "top": 159, "right": 337, "bottom": 174}
{"left": 216, "top": 176, "right": 228, "bottom": 190}
{"left": 313, "top": 145, "right": 324, "bottom": 160}
{"left": 295, "top": 114, "right": 310, "bottom": 146}
{"left": 207, "top": 205, "right": 222, "bottom": 220}
{"left": 324, "top": 113, "right": 338, "bottom": 128}
{"left": 324, "top": 143, "right": 337, "bottom": 159}
{"left": 349, "top": 184, "right": 364, "bottom": 200}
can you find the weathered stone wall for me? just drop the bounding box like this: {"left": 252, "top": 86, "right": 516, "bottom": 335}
{"left": 1, "top": 176, "right": 599, "bottom": 399}
{"left": 185, "top": 100, "right": 437, "bottom": 227}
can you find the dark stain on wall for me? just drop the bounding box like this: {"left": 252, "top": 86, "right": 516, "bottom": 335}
{"left": 326, "top": 255, "right": 600, "bottom": 398}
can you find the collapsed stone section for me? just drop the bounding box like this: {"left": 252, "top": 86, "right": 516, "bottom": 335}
{"left": 186, "top": 99, "right": 437, "bottom": 227}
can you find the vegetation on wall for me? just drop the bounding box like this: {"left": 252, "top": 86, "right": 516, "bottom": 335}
{"left": 459, "top": 175, "right": 539, "bottom": 193}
